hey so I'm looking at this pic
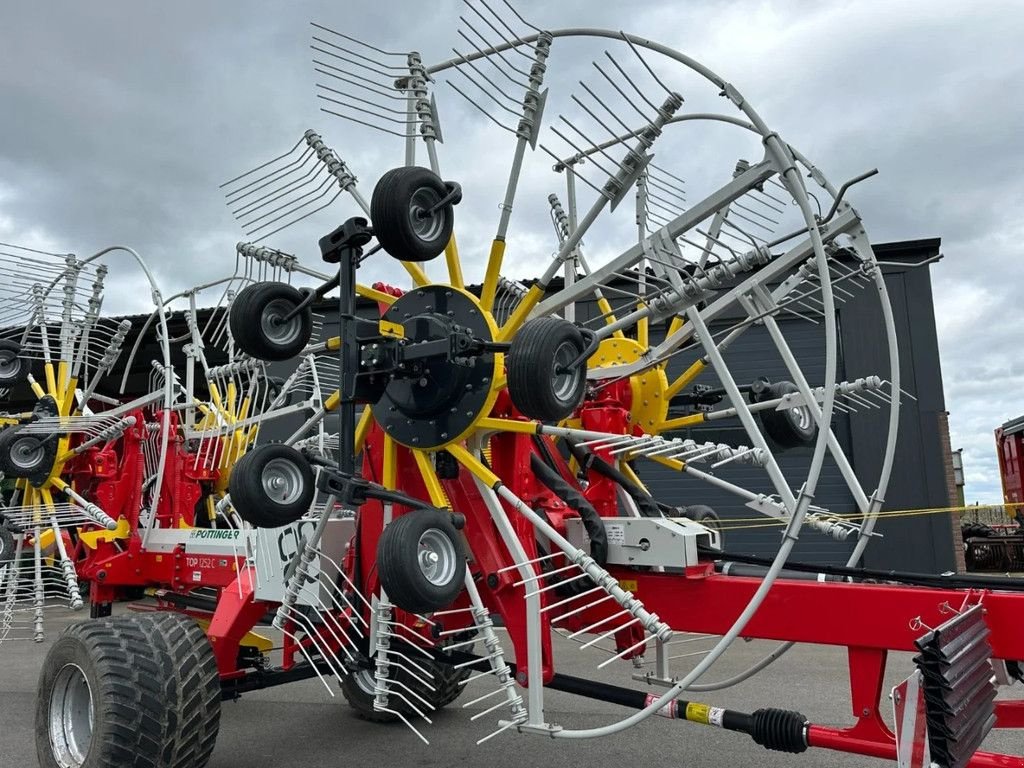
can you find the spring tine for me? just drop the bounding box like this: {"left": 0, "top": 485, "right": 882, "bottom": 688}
{"left": 523, "top": 570, "right": 591, "bottom": 598}
{"left": 727, "top": 205, "right": 776, "bottom": 234}
{"left": 319, "top": 106, "right": 419, "bottom": 138}
{"left": 744, "top": 184, "right": 786, "bottom": 210}
{"left": 219, "top": 136, "right": 306, "bottom": 190}
{"left": 466, "top": 0, "right": 536, "bottom": 57}
{"left": 512, "top": 562, "right": 580, "bottom": 586}
{"left": 460, "top": 5, "right": 533, "bottom": 69}
{"left": 580, "top": 616, "right": 641, "bottom": 650}
{"left": 778, "top": 305, "right": 821, "bottom": 325}
{"left": 457, "top": 27, "right": 529, "bottom": 85}
{"left": 496, "top": 0, "right": 542, "bottom": 34}
{"left": 450, "top": 49, "right": 524, "bottom": 112}
{"left": 645, "top": 196, "right": 683, "bottom": 220}
{"left": 597, "top": 634, "right": 652, "bottom": 669}
{"left": 647, "top": 172, "right": 687, "bottom": 198}
{"left": 544, "top": 586, "right": 611, "bottom": 616}
{"left": 225, "top": 148, "right": 316, "bottom": 205}
{"left": 549, "top": 126, "right": 618, "bottom": 179}
{"left": 692, "top": 227, "right": 740, "bottom": 258}
{"left": 711, "top": 447, "right": 758, "bottom": 469}
{"left": 722, "top": 217, "right": 765, "bottom": 246}
{"left": 243, "top": 185, "right": 344, "bottom": 237}
{"left": 556, "top": 116, "right": 627, "bottom": 173}
{"left": 316, "top": 93, "right": 414, "bottom": 126}
{"left": 574, "top": 82, "right": 635, "bottom": 137}
{"left": 609, "top": 436, "right": 659, "bottom": 455}
{"left": 846, "top": 391, "right": 881, "bottom": 410}
{"left": 645, "top": 184, "right": 687, "bottom": 209}
{"left": 311, "top": 35, "right": 408, "bottom": 74}
{"left": 602, "top": 51, "right": 661, "bottom": 114}
{"left": 591, "top": 59, "right": 650, "bottom": 123}
{"left": 310, "top": 22, "right": 407, "bottom": 57}
{"left": 231, "top": 162, "right": 328, "bottom": 219}
{"left": 568, "top": 608, "right": 631, "bottom": 639}
{"left": 314, "top": 62, "right": 407, "bottom": 101}
{"left": 732, "top": 198, "right": 779, "bottom": 226}
{"left": 618, "top": 31, "right": 676, "bottom": 97}
{"left": 448, "top": 81, "right": 517, "bottom": 134}
{"left": 316, "top": 82, "right": 409, "bottom": 116}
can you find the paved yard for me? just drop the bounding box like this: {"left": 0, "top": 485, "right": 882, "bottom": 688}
{"left": 2, "top": 606, "right": 1020, "bottom": 767}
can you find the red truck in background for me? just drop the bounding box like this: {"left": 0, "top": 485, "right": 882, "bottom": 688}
{"left": 996, "top": 414, "right": 1024, "bottom": 526}
{"left": 964, "top": 416, "right": 1024, "bottom": 571}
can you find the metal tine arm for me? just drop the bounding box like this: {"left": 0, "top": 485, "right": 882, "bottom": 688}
{"left": 472, "top": 0, "right": 538, "bottom": 57}
{"left": 219, "top": 135, "right": 307, "bottom": 192}
{"left": 310, "top": 22, "right": 406, "bottom": 57}
{"left": 522, "top": 90, "right": 684, "bottom": 327}
{"left": 314, "top": 60, "right": 409, "bottom": 101}
{"left": 225, "top": 146, "right": 317, "bottom": 207}
{"left": 311, "top": 36, "right": 409, "bottom": 77}
{"left": 458, "top": 15, "right": 530, "bottom": 81}
{"left": 228, "top": 153, "right": 323, "bottom": 216}
{"left": 450, "top": 48, "right": 526, "bottom": 115}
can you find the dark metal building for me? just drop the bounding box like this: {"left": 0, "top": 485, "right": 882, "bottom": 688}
{"left": 561, "top": 237, "right": 957, "bottom": 572}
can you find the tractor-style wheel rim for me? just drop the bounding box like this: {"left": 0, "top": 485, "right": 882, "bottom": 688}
{"left": 49, "top": 663, "right": 94, "bottom": 768}
{"left": 0, "top": 349, "right": 21, "bottom": 380}
{"left": 260, "top": 298, "right": 303, "bottom": 346}
{"left": 262, "top": 457, "right": 305, "bottom": 505}
{"left": 9, "top": 435, "right": 45, "bottom": 471}
{"left": 787, "top": 402, "right": 813, "bottom": 432}
{"left": 409, "top": 187, "right": 445, "bottom": 243}
{"left": 552, "top": 340, "right": 582, "bottom": 403}
{"left": 417, "top": 528, "right": 458, "bottom": 587}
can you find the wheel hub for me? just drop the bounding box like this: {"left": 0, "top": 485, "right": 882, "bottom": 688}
{"left": 49, "top": 663, "right": 94, "bottom": 768}
{"left": 371, "top": 285, "right": 499, "bottom": 449}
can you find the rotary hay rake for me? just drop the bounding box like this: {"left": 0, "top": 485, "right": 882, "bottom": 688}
{"left": 1, "top": 3, "right": 1021, "bottom": 767}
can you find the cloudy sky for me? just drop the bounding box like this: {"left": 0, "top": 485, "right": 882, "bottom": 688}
{"left": 1, "top": 0, "right": 1021, "bottom": 503}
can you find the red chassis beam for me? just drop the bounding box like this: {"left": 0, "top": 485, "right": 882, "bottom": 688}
{"left": 624, "top": 570, "right": 1024, "bottom": 658}
{"left": 625, "top": 569, "right": 1024, "bottom": 765}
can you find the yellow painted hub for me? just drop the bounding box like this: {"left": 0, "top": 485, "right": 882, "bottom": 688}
{"left": 588, "top": 338, "right": 669, "bottom": 433}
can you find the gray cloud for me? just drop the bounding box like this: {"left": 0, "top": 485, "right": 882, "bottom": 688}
{"left": 1, "top": 0, "right": 1021, "bottom": 502}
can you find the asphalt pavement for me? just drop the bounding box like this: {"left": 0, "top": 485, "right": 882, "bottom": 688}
{"left": 2, "top": 605, "right": 1020, "bottom": 767}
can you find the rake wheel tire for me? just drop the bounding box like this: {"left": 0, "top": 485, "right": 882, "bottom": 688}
{"left": 371, "top": 166, "right": 454, "bottom": 262}
{"left": 35, "top": 613, "right": 221, "bottom": 768}
{"left": 229, "top": 281, "right": 312, "bottom": 361}
{"left": 684, "top": 504, "right": 724, "bottom": 547}
{"left": 340, "top": 657, "right": 469, "bottom": 723}
{"left": 378, "top": 509, "right": 466, "bottom": 615}
{"left": 507, "top": 317, "right": 587, "bottom": 422}
{"left": 0, "top": 339, "right": 28, "bottom": 388}
{"left": 229, "top": 444, "right": 314, "bottom": 528}
{"left": 0, "top": 525, "right": 14, "bottom": 566}
{"left": 753, "top": 380, "right": 817, "bottom": 449}
{"left": 0, "top": 427, "right": 55, "bottom": 481}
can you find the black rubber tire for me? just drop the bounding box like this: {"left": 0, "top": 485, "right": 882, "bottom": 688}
{"left": 229, "top": 282, "right": 312, "bottom": 361}
{"left": 229, "top": 444, "right": 314, "bottom": 528}
{"left": 35, "top": 612, "right": 221, "bottom": 768}
{"left": 507, "top": 317, "right": 588, "bottom": 422}
{"left": 340, "top": 657, "right": 469, "bottom": 723}
{"left": 265, "top": 375, "right": 292, "bottom": 407}
{"left": 753, "top": 380, "right": 817, "bottom": 449}
{"left": 377, "top": 509, "right": 466, "bottom": 615}
{"left": 0, "top": 339, "right": 28, "bottom": 388}
{"left": 684, "top": 504, "right": 724, "bottom": 548}
{"left": 0, "top": 525, "right": 14, "bottom": 566}
{"left": 371, "top": 166, "right": 453, "bottom": 262}
{"left": 0, "top": 427, "right": 55, "bottom": 479}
